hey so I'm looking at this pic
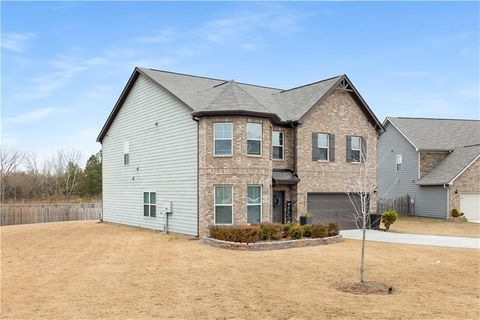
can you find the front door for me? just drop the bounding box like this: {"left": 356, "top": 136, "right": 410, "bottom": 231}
{"left": 272, "top": 191, "right": 284, "bottom": 223}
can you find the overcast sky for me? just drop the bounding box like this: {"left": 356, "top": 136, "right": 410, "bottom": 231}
{"left": 2, "top": 1, "right": 479, "bottom": 164}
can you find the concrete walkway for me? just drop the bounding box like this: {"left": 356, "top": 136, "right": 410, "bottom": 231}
{"left": 340, "top": 229, "right": 480, "bottom": 249}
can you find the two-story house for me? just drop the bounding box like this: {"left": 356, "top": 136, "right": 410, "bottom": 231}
{"left": 97, "top": 68, "right": 383, "bottom": 236}
{"left": 377, "top": 117, "right": 480, "bottom": 222}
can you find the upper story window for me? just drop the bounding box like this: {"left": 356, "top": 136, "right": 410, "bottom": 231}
{"left": 247, "top": 186, "right": 262, "bottom": 224}
{"left": 351, "top": 136, "right": 361, "bottom": 162}
{"left": 214, "top": 123, "right": 233, "bottom": 156}
{"left": 312, "top": 133, "right": 335, "bottom": 162}
{"left": 214, "top": 186, "right": 233, "bottom": 224}
{"left": 396, "top": 154, "right": 403, "bottom": 172}
{"left": 143, "top": 192, "right": 156, "bottom": 217}
{"left": 247, "top": 123, "right": 262, "bottom": 156}
{"left": 317, "top": 133, "right": 329, "bottom": 161}
{"left": 123, "top": 141, "right": 130, "bottom": 165}
{"left": 347, "top": 136, "right": 366, "bottom": 163}
{"left": 272, "top": 131, "right": 284, "bottom": 160}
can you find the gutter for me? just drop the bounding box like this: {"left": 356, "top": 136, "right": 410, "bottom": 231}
{"left": 192, "top": 115, "right": 200, "bottom": 237}
{"left": 443, "top": 184, "right": 449, "bottom": 220}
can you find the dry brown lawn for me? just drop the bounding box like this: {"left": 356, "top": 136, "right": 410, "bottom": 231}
{"left": 388, "top": 216, "right": 480, "bottom": 238}
{"left": 1, "top": 221, "right": 479, "bottom": 320}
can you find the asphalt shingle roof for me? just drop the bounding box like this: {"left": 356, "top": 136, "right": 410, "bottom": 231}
{"left": 417, "top": 144, "right": 480, "bottom": 185}
{"left": 139, "top": 67, "right": 344, "bottom": 122}
{"left": 387, "top": 117, "right": 480, "bottom": 150}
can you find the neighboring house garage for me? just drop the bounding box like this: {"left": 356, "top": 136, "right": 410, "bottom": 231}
{"left": 307, "top": 193, "right": 361, "bottom": 229}
{"left": 460, "top": 193, "right": 480, "bottom": 221}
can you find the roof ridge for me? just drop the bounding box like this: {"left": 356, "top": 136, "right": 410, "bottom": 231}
{"left": 141, "top": 67, "right": 283, "bottom": 90}
{"left": 279, "top": 74, "right": 344, "bottom": 93}
{"left": 390, "top": 116, "right": 480, "bottom": 122}
{"left": 232, "top": 82, "right": 275, "bottom": 113}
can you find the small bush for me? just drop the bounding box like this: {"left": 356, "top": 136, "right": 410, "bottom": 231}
{"left": 209, "top": 225, "right": 260, "bottom": 243}
{"left": 451, "top": 208, "right": 461, "bottom": 218}
{"left": 303, "top": 224, "right": 313, "bottom": 237}
{"left": 327, "top": 222, "right": 340, "bottom": 236}
{"left": 288, "top": 224, "right": 304, "bottom": 239}
{"left": 381, "top": 210, "right": 398, "bottom": 231}
{"left": 310, "top": 224, "right": 328, "bottom": 238}
{"left": 283, "top": 223, "right": 294, "bottom": 237}
{"left": 259, "top": 223, "right": 283, "bottom": 241}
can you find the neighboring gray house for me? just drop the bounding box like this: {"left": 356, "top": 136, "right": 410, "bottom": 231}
{"left": 377, "top": 117, "right": 480, "bottom": 221}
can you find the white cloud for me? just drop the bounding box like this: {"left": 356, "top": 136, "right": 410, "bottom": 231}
{"left": 391, "top": 71, "right": 432, "bottom": 77}
{"left": 133, "top": 29, "right": 176, "bottom": 44}
{"left": 5, "top": 107, "right": 55, "bottom": 124}
{"left": 1, "top": 32, "right": 35, "bottom": 52}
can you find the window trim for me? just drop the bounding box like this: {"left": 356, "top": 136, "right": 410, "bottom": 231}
{"left": 247, "top": 185, "right": 262, "bottom": 224}
{"left": 272, "top": 130, "right": 285, "bottom": 161}
{"left": 213, "top": 122, "right": 233, "bottom": 157}
{"left": 317, "top": 132, "right": 330, "bottom": 161}
{"left": 214, "top": 185, "right": 233, "bottom": 225}
{"left": 143, "top": 191, "right": 156, "bottom": 218}
{"left": 351, "top": 136, "right": 362, "bottom": 163}
{"left": 396, "top": 154, "right": 403, "bottom": 172}
{"left": 247, "top": 122, "right": 263, "bottom": 157}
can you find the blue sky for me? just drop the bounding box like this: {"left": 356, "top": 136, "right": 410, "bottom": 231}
{"left": 2, "top": 1, "right": 479, "bottom": 164}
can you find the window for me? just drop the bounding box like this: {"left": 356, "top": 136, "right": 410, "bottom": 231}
{"left": 396, "top": 154, "right": 402, "bottom": 172}
{"left": 214, "top": 186, "right": 233, "bottom": 224}
{"left": 317, "top": 133, "right": 329, "bottom": 161}
{"left": 351, "top": 136, "right": 361, "bottom": 163}
{"left": 247, "top": 123, "right": 262, "bottom": 156}
{"left": 272, "top": 131, "right": 284, "bottom": 160}
{"left": 247, "top": 186, "right": 262, "bottom": 223}
{"left": 123, "top": 141, "right": 129, "bottom": 165}
{"left": 143, "top": 192, "right": 156, "bottom": 217}
{"left": 214, "top": 123, "right": 232, "bottom": 156}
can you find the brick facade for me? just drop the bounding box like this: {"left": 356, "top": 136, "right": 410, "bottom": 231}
{"left": 198, "top": 89, "right": 378, "bottom": 236}
{"left": 449, "top": 158, "right": 480, "bottom": 215}
{"left": 295, "top": 89, "right": 377, "bottom": 215}
{"left": 419, "top": 151, "right": 449, "bottom": 178}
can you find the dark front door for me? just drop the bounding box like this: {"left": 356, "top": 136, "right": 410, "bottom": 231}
{"left": 272, "top": 191, "right": 284, "bottom": 223}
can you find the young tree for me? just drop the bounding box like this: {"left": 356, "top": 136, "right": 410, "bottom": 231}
{"left": 346, "top": 137, "right": 374, "bottom": 284}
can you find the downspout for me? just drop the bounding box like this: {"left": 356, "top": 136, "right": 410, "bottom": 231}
{"left": 443, "top": 184, "right": 449, "bottom": 220}
{"left": 193, "top": 116, "right": 200, "bottom": 237}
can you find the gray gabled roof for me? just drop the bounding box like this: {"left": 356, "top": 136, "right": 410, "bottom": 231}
{"left": 386, "top": 117, "right": 480, "bottom": 150}
{"left": 417, "top": 144, "right": 480, "bottom": 185}
{"left": 97, "top": 67, "right": 383, "bottom": 142}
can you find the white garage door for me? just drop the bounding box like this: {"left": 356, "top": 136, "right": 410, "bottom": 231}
{"left": 460, "top": 193, "right": 480, "bottom": 222}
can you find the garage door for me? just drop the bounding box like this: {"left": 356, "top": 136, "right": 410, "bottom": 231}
{"left": 307, "top": 193, "right": 361, "bottom": 229}
{"left": 460, "top": 193, "right": 480, "bottom": 222}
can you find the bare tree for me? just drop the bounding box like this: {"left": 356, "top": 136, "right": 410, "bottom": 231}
{"left": 45, "top": 150, "right": 83, "bottom": 199}
{"left": 346, "top": 137, "right": 375, "bottom": 284}
{"left": 0, "top": 146, "right": 27, "bottom": 202}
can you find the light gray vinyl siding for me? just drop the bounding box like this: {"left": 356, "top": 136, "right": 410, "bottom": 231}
{"left": 377, "top": 122, "right": 447, "bottom": 218}
{"left": 102, "top": 74, "right": 198, "bottom": 235}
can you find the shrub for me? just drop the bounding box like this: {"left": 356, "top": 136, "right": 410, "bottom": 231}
{"left": 381, "top": 210, "right": 398, "bottom": 231}
{"left": 283, "top": 223, "right": 294, "bottom": 237}
{"left": 451, "top": 208, "right": 461, "bottom": 218}
{"left": 288, "top": 224, "right": 304, "bottom": 239}
{"left": 310, "top": 224, "right": 328, "bottom": 238}
{"left": 303, "top": 224, "right": 313, "bottom": 237}
{"left": 259, "top": 223, "right": 283, "bottom": 241}
{"left": 209, "top": 225, "right": 260, "bottom": 243}
{"left": 327, "top": 222, "right": 340, "bottom": 236}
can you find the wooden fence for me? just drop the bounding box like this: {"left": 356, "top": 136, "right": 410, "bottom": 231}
{"left": 0, "top": 203, "right": 102, "bottom": 226}
{"left": 377, "top": 195, "right": 410, "bottom": 216}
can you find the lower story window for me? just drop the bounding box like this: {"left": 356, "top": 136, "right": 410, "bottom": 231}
{"left": 247, "top": 185, "right": 262, "bottom": 223}
{"left": 143, "top": 192, "right": 156, "bottom": 217}
{"left": 215, "top": 186, "right": 233, "bottom": 224}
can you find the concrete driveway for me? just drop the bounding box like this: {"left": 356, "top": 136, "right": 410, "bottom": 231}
{"left": 341, "top": 229, "right": 480, "bottom": 249}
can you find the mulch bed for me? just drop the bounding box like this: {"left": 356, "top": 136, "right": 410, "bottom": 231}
{"left": 335, "top": 281, "right": 395, "bottom": 295}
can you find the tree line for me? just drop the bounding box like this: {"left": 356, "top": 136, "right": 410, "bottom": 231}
{"left": 0, "top": 146, "right": 102, "bottom": 203}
